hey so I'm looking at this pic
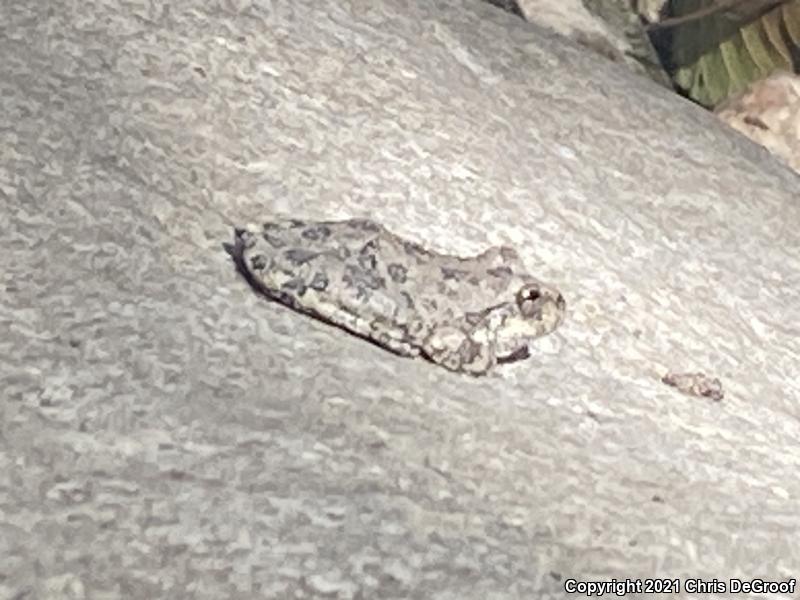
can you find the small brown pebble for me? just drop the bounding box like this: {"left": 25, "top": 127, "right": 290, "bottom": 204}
{"left": 661, "top": 371, "right": 724, "bottom": 402}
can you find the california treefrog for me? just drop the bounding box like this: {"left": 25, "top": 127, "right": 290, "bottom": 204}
{"left": 227, "top": 218, "right": 566, "bottom": 375}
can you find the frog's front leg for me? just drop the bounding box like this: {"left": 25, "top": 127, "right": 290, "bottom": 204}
{"left": 421, "top": 325, "right": 496, "bottom": 376}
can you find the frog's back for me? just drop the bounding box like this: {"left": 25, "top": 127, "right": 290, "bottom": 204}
{"left": 234, "top": 218, "right": 428, "bottom": 328}
{"left": 243, "top": 218, "right": 539, "bottom": 318}
{"left": 257, "top": 218, "right": 412, "bottom": 255}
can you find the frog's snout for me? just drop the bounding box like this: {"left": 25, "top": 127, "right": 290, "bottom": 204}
{"left": 517, "top": 284, "right": 566, "bottom": 321}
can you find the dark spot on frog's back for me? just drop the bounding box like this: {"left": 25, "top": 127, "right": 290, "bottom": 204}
{"left": 360, "top": 238, "right": 380, "bottom": 253}
{"left": 309, "top": 272, "right": 329, "bottom": 291}
{"left": 399, "top": 290, "right": 415, "bottom": 311}
{"left": 284, "top": 248, "right": 319, "bottom": 265}
{"left": 350, "top": 219, "right": 381, "bottom": 232}
{"left": 333, "top": 245, "right": 352, "bottom": 261}
{"left": 250, "top": 254, "right": 268, "bottom": 271}
{"left": 260, "top": 228, "right": 290, "bottom": 249}
{"left": 301, "top": 224, "right": 332, "bottom": 241}
{"left": 261, "top": 227, "right": 296, "bottom": 248}
{"left": 440, "top": 266, "right": 469, "bottom": 280}
{"left": 343, "top": 264, "right": 386, "bottom": 295}
{"left": 358, "top": 240, "right": 379, "bottom": 270}
{"left": 358, "top": 252, "right": 378, "bottom": 271}
{"left": 463, "top": 310, "right": 485, "bottom": 327}
{"left": 281, "top": 276, "right": 308, "bottom": 296}
{"left": 262, "top": 220, "right": 296, "bottom": 240}
{"left": 387, "top": 263, "right": 407, "bottom": 283}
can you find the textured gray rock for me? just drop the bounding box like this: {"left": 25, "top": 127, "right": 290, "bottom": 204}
{"left": 513, "top": 0, "right": 670, "bottom": 87}
{"left": 2, "top": 0, "right": 800, "bottom": 599}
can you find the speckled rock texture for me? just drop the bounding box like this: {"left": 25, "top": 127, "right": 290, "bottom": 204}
{"left": 514, "top": 0, "right": 670, "bottom": 87}
{"left": 2, "top": 0, "right": 800, "bottom": 599}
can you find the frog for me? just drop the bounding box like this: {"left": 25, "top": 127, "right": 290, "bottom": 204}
{"left": 226, "top": 218, "right": 566, "bottom": 376}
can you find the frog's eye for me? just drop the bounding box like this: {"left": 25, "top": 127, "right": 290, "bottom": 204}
{"left": 521, "top": 288, "right": 541, "bottom": 302}
{"left": 517, "top": 284, "right": 567, "bottom": 320}
{"left": 516, "top": 284, "right": 544, "bottom": 317}
{"left": 517, "top": 284, "right": 541, "bottom": 304}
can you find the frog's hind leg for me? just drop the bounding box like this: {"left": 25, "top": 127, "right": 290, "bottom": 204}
{"left": 362, "top": 315, "right": 426, "bottom": 359}
{"left": 286, "top": 295, "right": 422, "bottom": 359}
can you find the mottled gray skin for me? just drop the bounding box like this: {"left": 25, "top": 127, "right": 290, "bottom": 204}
{"left": 229, "top": 218, "right": 566, "bottom": 375}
